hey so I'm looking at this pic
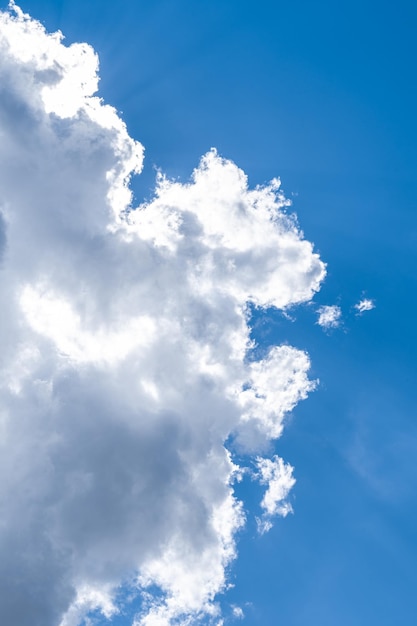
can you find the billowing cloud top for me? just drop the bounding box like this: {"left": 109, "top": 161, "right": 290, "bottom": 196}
{"left": 0, "top": 4, "right": 326, "bottom": 626}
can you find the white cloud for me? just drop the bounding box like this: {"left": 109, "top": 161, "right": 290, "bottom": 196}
{"left": 316, "top": 304, "right": 342, "bottom": 329}
{"left": 0, "top": 5, "right": 326, "bottom": 626}
{"left": 255, "top": 456, "right": 296, "bottom": 533}
{"left": 232, "top": 605, "right": 245, "bottom": 619}
{"left": 355, "top": 298, "right": 375, "bottom": 314}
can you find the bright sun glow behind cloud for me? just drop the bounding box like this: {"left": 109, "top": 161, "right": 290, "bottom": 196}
{"left": 0, "top": 4, "right": 327, "bottom": 626}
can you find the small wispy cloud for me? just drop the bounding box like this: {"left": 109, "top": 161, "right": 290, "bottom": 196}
{"left": 316, "top": 304, "right": 342, "bottom": 329}
{"left": 255, "top": 456, "right": 296, "bottom": 534}
{"left": 232, "top": 605, "right": 245, "bottom": 620}
{"left": 355, "top": 298, "right": 375, "bottom": 314}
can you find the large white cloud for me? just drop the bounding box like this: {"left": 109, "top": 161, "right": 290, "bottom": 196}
{"left": 0, "top": 4, "right": 326, "bottom": 625}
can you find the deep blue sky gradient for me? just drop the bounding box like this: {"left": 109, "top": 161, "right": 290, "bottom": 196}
{"left": 5, "top": 1, "right": 417, "bottom": 624}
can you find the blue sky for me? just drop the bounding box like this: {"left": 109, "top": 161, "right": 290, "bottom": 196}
{"left": 1, "top": 1, "right": 417, "bottom": 625}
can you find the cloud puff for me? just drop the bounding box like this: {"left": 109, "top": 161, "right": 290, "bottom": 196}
{"left": 232, "top": 605, "right": 245, "bottom": 619}
{"left": 316, "top": 304, "right": 342, "bottom": 329}
{"left": 256, "top": 456, "right": 296, "bottom": 534}
{"left": 0, "top": 5, "right": 326, "bottom": 626}
{"left": 355, "top": 298, "right": 375, "bottom": 314}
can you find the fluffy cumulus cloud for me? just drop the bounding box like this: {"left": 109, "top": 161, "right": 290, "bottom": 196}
{"left": 316, "top": 304, "right": 342, "bottom": 329}
{"left": 0, "top": 4, "right": 326, "bottom": 626}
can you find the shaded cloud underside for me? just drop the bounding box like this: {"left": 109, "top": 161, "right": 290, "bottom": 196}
{"left": 0, "top": 4, "right": 326, "bottom": 626}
